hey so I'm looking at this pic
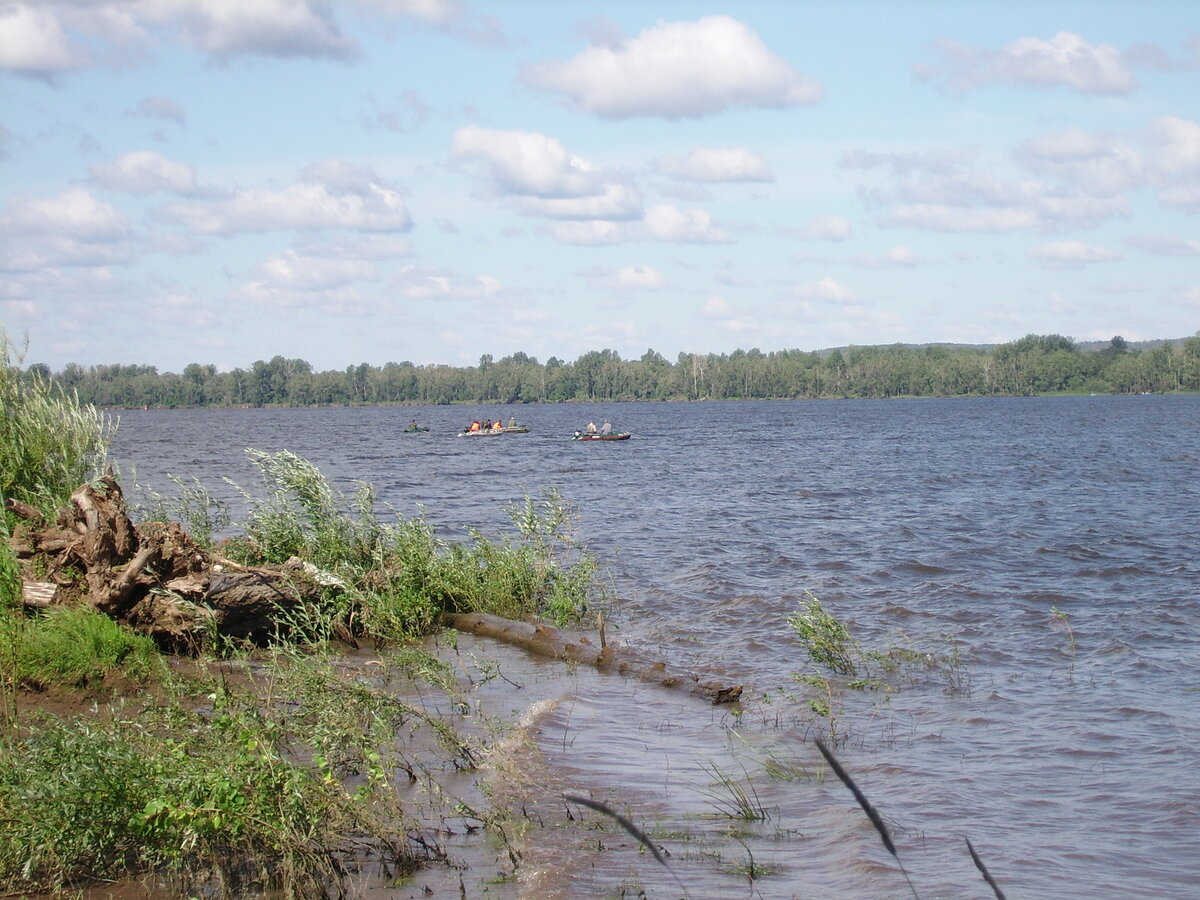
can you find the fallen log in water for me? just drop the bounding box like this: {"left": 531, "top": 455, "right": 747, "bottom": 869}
{"left": 441, "top": 612, "right": 743, "bottom": 705}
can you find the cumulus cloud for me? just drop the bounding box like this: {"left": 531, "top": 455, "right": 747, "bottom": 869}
{"left": 518, "top": 183, "right": 642, "bottom": 221}
{"left": 157, "top": 169, "right": 412, "bottom": 235}
{"left": 0, "top": 0, "right": 489, "bottom": 73}
{"left": 1014, "top": 128, "right": 1144, "bottom": 196}
{"left": 392, "top": 265, "right": 503, "bottom": 300}
{"left": 654, "top": 147, "right": 773, "bottom": 183}
{"left": 90, "top": 150, "right": 207, "bottom": 196}
{"left": 1027, "top": 240, "right": 1121, "bottom": 269}
{"left": 453, "top": 125, "right": 642, "bottom": 220}
{"left": 0, "top": 188, "right": 129, "bottom": 240}
{"left": 452, "top": 125, "right": 608, "bottom": 198}
{"left": 522, "top": 15, "right": 822, "bottom": 119}
{"left": 916, "top": 31, "right": 1135, "bottom": 95}
{"left": 865, "top": 159, "right": 1132, "bottom": 233}
{"left": 0, "top": 3, "right": 88, "bottom": 76}
{"left": 1126, "top": 235, "right": 1200, "bottom": 256}
{"left": 550, "top": 220, "right": 629, "bottom": 245}
{"left": 790, "top": 276, "right": 859, "bottom": 304}
{"left": 137, "top": 95, "right": 187, "bottom": 124}
{"left": 644, "top": 204, "right": 731, "bottom": 243}
{"left": 137, "top": 0, "right": 358, "bottom": 61}
{"left": 255, "top": 249, "right": 379, "bottom": 291}
{"left": 798, "top": 215, "right": 852, "bottom": 241}
{"left": 851, "top": 246, "right": 919, "bottom": 268}
{"left": 585, "top": 264, "right": 669, "bottom": 291}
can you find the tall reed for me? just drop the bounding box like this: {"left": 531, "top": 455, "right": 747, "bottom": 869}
{"left": 1, "top": 332, "right": 111, "bottom": 519}
{"left": 815, "top": 738, "right": 919, "bottom": 900}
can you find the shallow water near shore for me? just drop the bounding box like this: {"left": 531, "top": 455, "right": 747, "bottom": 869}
{"left": 111, "top": 396, "right": 1200, "bottom": 898}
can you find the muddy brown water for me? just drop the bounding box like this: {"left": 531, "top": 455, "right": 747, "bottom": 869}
{"left": 107, "top": 396, "right": 1200, "bottom": 898}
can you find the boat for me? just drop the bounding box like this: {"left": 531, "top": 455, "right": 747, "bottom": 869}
{"left": 403, "top": 424, "right": 430, "bottom": 433}
{"left": 457, "top": 425, "right": 530, "bottom": 437}
{"left": 572, "top": 431, "right": 631, "bottom": 441}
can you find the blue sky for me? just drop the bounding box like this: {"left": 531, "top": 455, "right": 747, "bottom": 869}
{"left": 2, "top": 1, "right": 1198, "bottom": 372}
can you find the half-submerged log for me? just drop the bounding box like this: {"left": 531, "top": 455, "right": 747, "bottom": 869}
{"left": 442, "top": 612, "right": 743, "bottom": 705}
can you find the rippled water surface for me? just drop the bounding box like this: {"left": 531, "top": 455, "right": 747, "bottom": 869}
{"left": 111, "top": 397, "right": 1200, "bottom": 898}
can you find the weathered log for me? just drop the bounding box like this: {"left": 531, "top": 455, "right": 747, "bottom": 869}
{"left": 4, "top": 497, "right": 43, "bottom": 521}
{"left": 441, "top": 612, "right": 743, "bottom": 705}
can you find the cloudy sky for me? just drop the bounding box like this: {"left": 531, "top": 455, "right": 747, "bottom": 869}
{"left": 2, "top": 1, "right": 1198, "bottom": 372}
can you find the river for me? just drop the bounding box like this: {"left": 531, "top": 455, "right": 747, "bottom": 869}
{"left": 109, "top": 396, "right": 1200, "bottom": 899}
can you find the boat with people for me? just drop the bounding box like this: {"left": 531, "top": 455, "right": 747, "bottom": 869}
{"left": 572, "top": 431, "right": 631, "bottom": 441}
{"left": 403, "top": 420, "right": 430, "bottom": 433}
{"left": 458, "top": 418, "right": 530, "bottom": 436}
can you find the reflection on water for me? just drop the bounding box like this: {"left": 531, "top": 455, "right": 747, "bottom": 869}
{"left": 111, "top": 396, "right": 1200, "bottom": 898}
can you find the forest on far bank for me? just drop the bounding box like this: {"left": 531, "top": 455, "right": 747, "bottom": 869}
{"left": 22, "top": 333, "right": 1200, "bottom": 408}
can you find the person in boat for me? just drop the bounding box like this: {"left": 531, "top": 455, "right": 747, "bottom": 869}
{"left": 585, "top": 421, "right": 597, "bottom": 434}
{"left": 409, "top": 419, "right": 421, "bottom": 430}
{"left": 492, "top": 419, "right": 503, "bottom": 432}
{"left": 600, "top": 420, "right": 612, "bottom": 435}
{"left": 468, "top": 420, "right": 481, "bottom": 432}
{"left": 508, "top": 417, "right": 517, "bottom": 428}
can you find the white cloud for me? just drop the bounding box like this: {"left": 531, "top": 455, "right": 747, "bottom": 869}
{"left": 392, "top": 265, "right": 503, "bottom": 300}
{"left": 655, "top": 147, "right": 773, "bottom": 182}
{"left": 791, "top": 277, "right": 859, "bottom": 304}
{"left": 851, "top": 246, "right": 919, "bottom": 268}
{"left": 644, "top": 204, "right": 731, "bottom": 243}
{"left": 586, "top": 264, "right": 669, "bottom": 291}
{"left": 144, "top": 0, "right": 359, "bottom": 61}
{"left": 137, "top": 95, "right": 187, "bottom": 124}
{"left": 0, "top": 3, "right": 87, "bottom": 75}
{"left": 798, "top": 215, "right": 852, "bottom": 241}
{"left": 1014, "top": 128, "right": 1144, "bottom": 196}
{"left": 158, "top": 179, "right": 412, "bottom": 234}
{"left": 1146, "top": 116, "right": 1200, "bottom": 211}
{"left": 356, "top": 0, "right": 463, "bottom": 26}
{"left": 295, "top": 233, "right": 413, "bottom": 260}
{"left": 550, "top": 221, "right": 629, "bottom": 245}
{"left": 518, "top": 183, "right": 642, "bottom": 221}
{"left": 256, "top": 249, "right": 379, "bottom": 290}
{"left": 701, "top": 295, "right": 732, "bottom": 317}
{"left": 0, "top": 236, "right": 134, "bottom": 271}
{"left": 0, "top": 188, "right": 129, "bottom": 240}
{"left": 522, "top": 15, "right": 822, "bottom": 119}
{"left": 452, "top": 125, "right": 607, "bottom": 198}
{"left": 90, "top": 150, "right": 204, "bottom": 195}
{"left": 1126, "top": 235, "right": 1200, "bottom": 257}
{"left": 1027, "top": 241, "right": 1121, "bottom": 268}
{"left": 882, "top": 205, "right": 1040, "bottom": 232}
{"left": 917, "top": 31, "right": 1134, "bottom": 95}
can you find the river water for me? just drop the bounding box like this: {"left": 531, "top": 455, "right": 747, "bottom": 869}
{"left": 109, "top": 396, "right": 1200, "bottom": 899}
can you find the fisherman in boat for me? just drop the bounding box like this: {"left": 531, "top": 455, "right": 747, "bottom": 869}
{"left": 600, "top": 420, "right": 612, "bottom": 435}
{"left": 468, "top": 420, "right": 481, "bottom": 432}
{"left": 508, "top": 416, "right": 517, "bottom": 428}
{"left": 492, "top": 419, "right": 503, "bottom": 432}
{"left": 586, "top": 421, "right": 597, "bottom": 434}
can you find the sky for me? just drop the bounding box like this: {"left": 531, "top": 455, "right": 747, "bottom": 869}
{"left": 2, "top": 1, "right": 1199, "bottom": 373}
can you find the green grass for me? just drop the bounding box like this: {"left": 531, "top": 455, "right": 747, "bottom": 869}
{"left": 0, "top": 650, "right": 471, "bottom": 896}
{"left": 2, "top": 606, "right": 164, "bottom": 691}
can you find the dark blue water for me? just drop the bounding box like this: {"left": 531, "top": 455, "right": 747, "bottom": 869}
{"left": 110, "top": 396, "right": 1200, "bottom": 898}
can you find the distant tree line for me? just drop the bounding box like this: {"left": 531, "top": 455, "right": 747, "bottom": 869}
{"left": 22, "top": 334, "right": 1200, "bottom": 408}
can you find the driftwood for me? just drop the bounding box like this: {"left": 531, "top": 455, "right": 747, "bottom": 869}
{"left": 442, "top": 612, "right": 744, "bottom": 705}
{"left": 12, "top": 475, "right": 325, "bottom": 652}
